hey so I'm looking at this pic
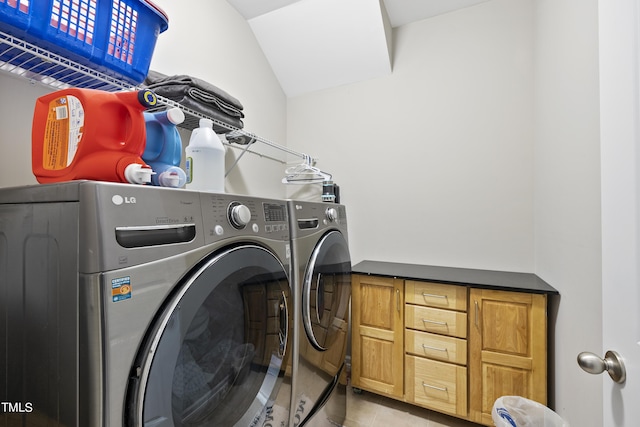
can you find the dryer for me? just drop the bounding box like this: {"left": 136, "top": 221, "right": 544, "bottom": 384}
{"left": 0, "top": 181, "right": 293, "bottom": 427}
{"left": 287, "top": 201, "right": 351, "bottom": 427}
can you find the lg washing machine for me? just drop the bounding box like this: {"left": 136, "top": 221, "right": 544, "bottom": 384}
{"left": 287, "top": 200, "right": 351, "bottom": 427}
{"left": 0, "top": 181, "right": 293, "bottom": 427}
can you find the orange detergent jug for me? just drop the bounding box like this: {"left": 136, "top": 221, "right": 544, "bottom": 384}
{"left": 32, "top": 88, "right": 158, "bottom": 184}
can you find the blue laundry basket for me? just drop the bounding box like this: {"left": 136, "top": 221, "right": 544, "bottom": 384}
{"left": 0, "top": 0, "right": 168, "bottom": 84}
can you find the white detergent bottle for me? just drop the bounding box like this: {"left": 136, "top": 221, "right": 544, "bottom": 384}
{"left": 185, "top": 118, "right": 226, "bottom": 192}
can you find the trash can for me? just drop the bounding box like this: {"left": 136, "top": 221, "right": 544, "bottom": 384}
{"left": 492, "top": 396, "right": 569, "bottom": 427}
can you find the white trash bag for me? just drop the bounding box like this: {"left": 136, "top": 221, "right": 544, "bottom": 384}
{"left": 492, "top": 396, "right": 569, "bottom": 427}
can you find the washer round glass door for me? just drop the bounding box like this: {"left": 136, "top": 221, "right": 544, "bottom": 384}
{"left": 302, "top": 230, "right": 351, "bottom": 352}
{"left": 128, "top": 245, "right": 290, "bottom": 427}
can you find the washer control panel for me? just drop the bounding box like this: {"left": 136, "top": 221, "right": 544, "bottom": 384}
{"left": 228, "top": 202, "right": 252, "bottom": 229}
{"left": 201, "top": 193, "right": 289, "bottom": 244}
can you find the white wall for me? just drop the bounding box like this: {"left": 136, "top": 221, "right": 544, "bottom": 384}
{"left": 0, "top": 76, "right": 50, "bottom": 187}
{"left": 533, "top": 0, "right": 602, "bottom": 424}
{"left": 288, "top": 0, "right": 535, "bottom": 272}
{"left": 288, "top": 0, "right": 603, "bottom": 424}
{"left": 0, "top": 0, "right": 288, "bottom": 198}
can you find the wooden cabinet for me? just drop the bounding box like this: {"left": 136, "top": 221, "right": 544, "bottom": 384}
{"left": 351, "top": 274, "right": 404, "bottom": 399}
{"left": 468, "top": 288, "right": 547, "bottom": 425}
{"left": 351, "top": 271, "right": 551, "bottom": 427}
{"left": 404, "top": 280, "right": 468, "bottom": 418}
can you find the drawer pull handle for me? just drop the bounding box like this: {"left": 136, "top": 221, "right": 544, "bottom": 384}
{"left": 422, "top": 344, "right": 448, "bottom": 353}
{"left": 422, "top": 318, "right": 448, "bottom": 326}
{"left": 422, "top": 293, "right": 447, "bottom": 299}
{"left": 475, "top": 300, "right": 479, "bottom": 327}
{"left": 422, "top": 382, "right": 448, "bottom": 392}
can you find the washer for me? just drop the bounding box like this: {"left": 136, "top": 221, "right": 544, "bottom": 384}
{"left": 287, "top": 200, "right": 351, "bottom": 427}
{"left": 0, "top": 181, "right": 293, "bottom": 427}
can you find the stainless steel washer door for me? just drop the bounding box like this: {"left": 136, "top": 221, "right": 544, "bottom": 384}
{"left": 126, "top": 245, "right": 290, "bottom": 427}
{"left": 302, "top": 231, "right": 351, "bottom": 353}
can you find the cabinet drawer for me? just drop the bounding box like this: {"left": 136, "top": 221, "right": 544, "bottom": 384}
{"left": 405, "top": 281, "right": 467, "bottom": 311}
{"left": 405, "top": 355, "right": 467, "bottom": 417}
{"left": 405, "top": 305, "right": 467, "bottom": 338}
{"left": 405, "top": 329, "right": 467, "bottom": 365}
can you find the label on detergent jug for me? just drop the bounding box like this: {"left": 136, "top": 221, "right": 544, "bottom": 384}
{"left": 185, "top": 156, "right": 193, "bottom": 183}
{"left": 42, "top": 95, "right": 84, "bottom": 170}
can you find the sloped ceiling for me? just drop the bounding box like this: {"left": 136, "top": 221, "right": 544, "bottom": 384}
{"left": 226, "top": 0, "right": 489, "bottom": 97}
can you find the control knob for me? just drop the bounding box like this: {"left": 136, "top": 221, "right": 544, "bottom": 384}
{"left": 325, "top": 207, "right": 338, "bottom": 222}
{"left": 228, "top": 202, "right": 252, "bottom": 229}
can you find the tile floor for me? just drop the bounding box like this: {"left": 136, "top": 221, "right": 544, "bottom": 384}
{"left": 344, "top": 386, "right": 481, "bottom": 427}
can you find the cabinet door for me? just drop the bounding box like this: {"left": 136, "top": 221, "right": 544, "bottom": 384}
{"left": 469, "top": 288, "right": 547, "bottom": 425}
{"left": 351, "top": 274, "right": 404, "bottom": 399}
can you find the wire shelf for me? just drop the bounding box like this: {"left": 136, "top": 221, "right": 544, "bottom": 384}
{"left": 0, "top": 30, "right": 131, "bottom": 91}
{"left": 0, "top": 29, "right": 318, "bottom": 173}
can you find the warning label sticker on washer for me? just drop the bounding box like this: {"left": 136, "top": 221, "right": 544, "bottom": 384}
{"left": 112, "top": 276, "right": 132, "bottom": 302}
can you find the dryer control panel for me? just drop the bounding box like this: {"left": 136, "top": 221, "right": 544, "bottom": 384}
{"left": 287, "top": 201, "right": 348, "bottom": 239}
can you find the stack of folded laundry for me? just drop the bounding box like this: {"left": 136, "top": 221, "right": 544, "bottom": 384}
{"left": 143, "top": 70, "right": 245, "bottom": 133}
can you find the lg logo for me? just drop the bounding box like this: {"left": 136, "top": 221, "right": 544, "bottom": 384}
{"left": 112, "top": 195, "right": 137, "bottom": 205}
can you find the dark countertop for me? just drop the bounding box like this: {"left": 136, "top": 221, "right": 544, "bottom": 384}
{"left": 352, "top": 260, "right": 559, "bottom": 295}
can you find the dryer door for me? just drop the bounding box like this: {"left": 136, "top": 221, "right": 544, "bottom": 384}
{"left": 302, "top": 230, "right": 351, "bottom": 355}
{"left": 127, "top": 245, "right": 290, "bottom": 427}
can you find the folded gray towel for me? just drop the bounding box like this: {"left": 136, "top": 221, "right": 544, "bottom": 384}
{"left": 172, "top": 95, "right": 244, "bottom": 133}
{"left": 187, "top": 86, "right": 243, "bottom": 119}
{"left": 144, "top": 70, "right": 244, "bottom": 133}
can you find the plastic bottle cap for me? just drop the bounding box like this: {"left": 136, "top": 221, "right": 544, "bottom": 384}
{"left": 199, "top": 118, "right": 214, "bottom": 128}
{"left": 124, "top": 163, "right": 154, "bottom": 184}
{"left": 158, "top": 167, "right": 187, "bottom": 188}
{"left": 138, "top": 90, "right": 158, "bottom": 109}
{"left": 161, "top": 172, "right": 181, "bottom": 187}
{"left": 166, "top": 108, "right": 185, "bottom": 125}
